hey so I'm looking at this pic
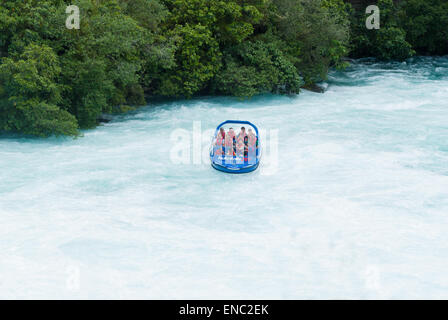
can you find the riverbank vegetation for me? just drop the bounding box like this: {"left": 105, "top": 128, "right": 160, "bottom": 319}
{"left": 0, "top": 0, "right": 447, "bottom": 136}
{"left": 350, "top": 0, "right": 448, "bottom": 60}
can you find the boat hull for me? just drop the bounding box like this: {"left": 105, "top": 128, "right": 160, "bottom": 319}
{"left": 211, "top": 161, "right": 260, "bottom": 174}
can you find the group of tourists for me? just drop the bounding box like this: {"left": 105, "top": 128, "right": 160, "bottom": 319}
{"left": 214, "top": 126, "right": 258, "bottom": 159}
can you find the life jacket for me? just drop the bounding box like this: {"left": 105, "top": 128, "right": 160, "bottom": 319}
{"left": 225, "top": 131, "right": 236, "bottom": 156}
{"left": 236, "top": 136, "right": 244, "bottom": 151}
{"left": 235, "top": 133, "right": 248, "bottom": 161}
{"left": 216, "top": 133, "right": 225, "bottom": 146}
{"left": 214, "top": 132, "right": 225, "bottom": 156}
{"left": 225, "top": 131, "right": 235, "bottom": 147}
{"left": 243, "top": 135, "right": 249, "bottom": 160}
{"left": 236, "top": 133, "right": 247, "bottom": 146}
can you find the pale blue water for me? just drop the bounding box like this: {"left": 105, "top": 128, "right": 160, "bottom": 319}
{"left": 1, "top": 57, "right": 448, "bottom": 299}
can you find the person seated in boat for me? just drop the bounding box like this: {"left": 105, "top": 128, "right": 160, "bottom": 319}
{"left": 215, "top": 127, "right": 226, "bottom": 156}
{"left": 236, "top": 127, "right": 248, "bottom": 160}
{"left": 236, "top": 127, "right": 247, "bottom": 145}
{"left": 225, "top": 127, "right": 236, "bottom": 156}
{"left": 248, "top": 128, "right": 257, "bottom": 146}
{"left": 247, "top": 128, "right": 257, "bottom": 163}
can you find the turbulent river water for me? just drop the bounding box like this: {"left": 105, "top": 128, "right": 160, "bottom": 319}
{"left": 1, "top": 57, "right": 448, "bottom": 299}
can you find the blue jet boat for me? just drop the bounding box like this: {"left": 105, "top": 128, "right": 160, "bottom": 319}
{"left": 210, "top": 120, "right": 261, "bottom": 174}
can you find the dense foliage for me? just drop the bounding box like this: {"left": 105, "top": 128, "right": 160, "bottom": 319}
{"left": 0, "top": 0, "right": 446, "bottom": 136}
{"left": 349, "top": 0, "right": 448, "bottom": 60}
{"left": 0, "top": 0, "right": 167, "bottom": 135}
{"left": 350, "top": 0, "right": 415, "bottom": 60}
{"left": 400, "top": 0, "right": 448, "bottom": 55}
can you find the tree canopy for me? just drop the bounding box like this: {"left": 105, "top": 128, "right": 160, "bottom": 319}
{"left": 0, "top": 0, "right": 446, "bottom": 136}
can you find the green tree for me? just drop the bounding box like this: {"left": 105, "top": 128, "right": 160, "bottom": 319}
{"left": 273, "top": 0, "right": 351, "bottom": 83}
{"left": 0, "top": 44, "right": 78, "bottom": 136}
{"left": 156, "top": 0, "right": 265, "bottom": 97}
{"left": 0, "top": 0, "right": 172, "bottom": 134}
{"left": 213, "top": 36, "right": 304, "bottom": 97}
{"left": 350, "top": 0, "right": 415, "bottom": 60}
{"left": 400, "top": 0, "right": 448, "bottom": 55}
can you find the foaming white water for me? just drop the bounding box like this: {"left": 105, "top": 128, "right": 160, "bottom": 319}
{"left": 1, "top": 57, "right": 448, "bottom": 299}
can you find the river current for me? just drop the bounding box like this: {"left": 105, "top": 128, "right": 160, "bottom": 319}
{"left": 1, "top": 57, "right": 447, "bottom": 298}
